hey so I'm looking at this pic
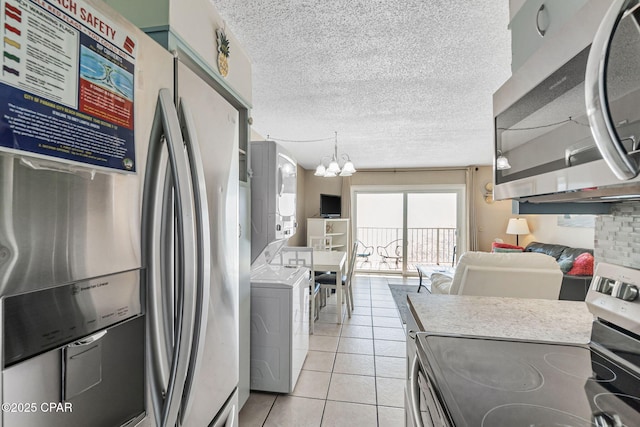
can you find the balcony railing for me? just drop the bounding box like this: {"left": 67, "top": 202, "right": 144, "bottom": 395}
{"left": 356, "top": 226, "right": 456, "bottom": 270}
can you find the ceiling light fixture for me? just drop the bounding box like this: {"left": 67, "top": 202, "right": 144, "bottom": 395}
{"left": 496, "top": 150, "right": 511, "bottom": 170}
{"left": 314, "top": 132, "right": 356, "bottom": 177}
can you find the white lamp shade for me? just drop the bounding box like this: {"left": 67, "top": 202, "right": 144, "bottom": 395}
{"left": 315, "top": 135, "right": 356, "bottom": 177}
{"left": 327, "top": 160, "right": 341, "bottom": 174}
{"left": 496, "top": 155, "right": 511, "bottom": 170}
{"left": 341, "top": 160, "right": 356, "bottom": 174}
{"left": 506, "top": 218, "right": 530, "bottom": 235}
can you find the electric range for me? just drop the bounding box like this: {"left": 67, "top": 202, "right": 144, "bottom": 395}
{"left": 408, "top": 262, "right": 640, "bottom": 426}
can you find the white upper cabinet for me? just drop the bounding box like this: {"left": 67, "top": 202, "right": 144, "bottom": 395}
{"left": 509, "top": 0, "right": 589, "bottom": 72}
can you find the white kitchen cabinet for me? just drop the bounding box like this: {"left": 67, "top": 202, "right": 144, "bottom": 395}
{"left": 306, "top": 218, "right": 350, "bottom": 252}
{"left": 510, "top": 0, "right": 588, "bottom": 72}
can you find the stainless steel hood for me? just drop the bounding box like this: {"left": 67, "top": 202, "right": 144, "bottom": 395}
{"left": 511, "top": 183, "right": 640, "bottom": 215}
{"left": 518, "top": 183, "right": 640, "bottom": 204}
{"left": 493, "top": 0, "right": 640, "bottom": 209}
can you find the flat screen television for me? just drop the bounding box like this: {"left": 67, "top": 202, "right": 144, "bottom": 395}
{"left": 320, "top": 194, "right": 341, "bottom": 218}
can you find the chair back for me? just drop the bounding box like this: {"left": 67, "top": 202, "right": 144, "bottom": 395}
{"left": 346, "top": 242, "right": 358, "bottom": 282}
{"left": 450, "top": 251, "right": 562, "bottom": 299}
{"left": 376, "top": 239, "right": 402, "bottom": 258}
{"left": 355, "top": 240, "right": 373, "bottom": 257}
{"left": 309, "top": 236, "right": 332, "bottom": 251}
{"left": 272, "top": 246, "right": 314, "bottom": 277}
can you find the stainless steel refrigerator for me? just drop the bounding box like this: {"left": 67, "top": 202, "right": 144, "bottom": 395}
{"left": 0, "top": 1, "right": 239, "bottom": 426}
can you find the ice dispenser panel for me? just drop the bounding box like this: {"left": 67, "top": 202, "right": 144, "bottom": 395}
{"left": 1, "top": 270, "right": 145, "bottom": 427}
{"left": 3, "top": 270, "right": 142, "bottom": 366}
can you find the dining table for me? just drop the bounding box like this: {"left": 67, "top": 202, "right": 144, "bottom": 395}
{"left": 313, "top": 250, "right": 347, "bottom": 324}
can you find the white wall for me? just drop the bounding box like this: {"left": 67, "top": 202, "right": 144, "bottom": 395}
{"left": 471, "top": 166, "right": 595, "bottom": 250}
{"left": 472, "top": 166, "right": 513, "bottom": 251}
{"left": 521, "top": 214, "right": 595, "bottom": 249}
{"left": 303, "top": 171, "right": 344, "bottom": 221}
{"left": 478, "top": 211, "right": 595, "bottom": 251}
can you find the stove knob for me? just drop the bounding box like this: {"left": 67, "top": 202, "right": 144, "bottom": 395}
{"left": 592, "top": 276, "right": 604, "bottom": 292}
{"left": 612, "top": 282, "right": 639, "bottom": 301}
{"left": 593, "top": 277, "right": 614, "bottom": 294}
{"left": 593, "top": 412, "right": 623, "bottom": 427}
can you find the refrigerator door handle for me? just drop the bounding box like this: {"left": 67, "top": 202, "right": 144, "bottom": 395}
{"left": 147, "top": 149, "right": 175, "bottom": 400}
{"left": 176, "top": 98, "right": 212, "bottom": 422}
{"left": 224, "top": 406, "right": 236, "bottom": 427}
{"left": 142, "top": 88, "right": 198, "bottom": 427}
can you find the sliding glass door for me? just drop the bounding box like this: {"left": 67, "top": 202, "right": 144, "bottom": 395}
{"left": 355, "top": 193, "right": 404, "bottom": 272}
{"left": 406, "top": 193, "right": 457, "bottom": 270}
{"left": 353, "top": 186, "right": 464, "bottom": 275}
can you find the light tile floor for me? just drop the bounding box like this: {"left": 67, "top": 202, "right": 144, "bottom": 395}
{"left": 240, "top": 275, "right": 418, "bottom": 427}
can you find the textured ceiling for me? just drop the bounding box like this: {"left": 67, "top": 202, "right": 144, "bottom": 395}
{"left": 213, "top": 0, "right": 512, "bottom": 170}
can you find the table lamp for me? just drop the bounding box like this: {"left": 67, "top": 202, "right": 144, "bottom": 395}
{"left": 506, "top": 218, "right": 530, "bottom": 246}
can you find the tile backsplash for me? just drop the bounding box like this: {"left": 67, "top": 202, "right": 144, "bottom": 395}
{"left": 595, "top": 202, "right": 640, "bottom": 268}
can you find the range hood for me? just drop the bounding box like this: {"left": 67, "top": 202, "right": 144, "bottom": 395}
{"left": 511, "top": 183, "right": 640, "bottom": 215}
{"left": 519, "top": 184, "right": 640, "bottom": 204}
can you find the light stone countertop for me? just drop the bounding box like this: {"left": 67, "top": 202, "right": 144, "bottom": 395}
{"left": 408, "top": 293, "right": 593, "bottom": 344}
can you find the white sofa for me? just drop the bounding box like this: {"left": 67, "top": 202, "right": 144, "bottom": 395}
{"left": 430, "top": 251, "right": 563, "bottom": 299}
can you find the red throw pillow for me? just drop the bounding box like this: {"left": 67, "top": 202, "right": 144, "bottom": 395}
{"left": 491, "top": 242, "right": 524, "bottom": 251}
{"left": 567, "top": 253, "right": 594, "bottom": 276}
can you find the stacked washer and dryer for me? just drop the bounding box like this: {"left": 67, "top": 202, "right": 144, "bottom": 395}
{"left": 249, "top": 140, "right": 309, "bottom": 393}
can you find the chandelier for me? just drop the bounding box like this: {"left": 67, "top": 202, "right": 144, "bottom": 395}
{"left": 496, "top": 150, "right": 511, "bottom": 170}
{"left": 314, "top": 132, "right": 356, "bottom": 177}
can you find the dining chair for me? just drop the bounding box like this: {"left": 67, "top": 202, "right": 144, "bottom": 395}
{"left": 355, "top": 239, "right": 374, "bottom": 265}
{"left": 376, "top": 239, "right": 402, "bottom": 268}
{"left": 315, "top": 242, "right": 357, "bottom": 318}
{"left": 271, "top": 246, "right": 320, "bottom": 334}
{"left": 309, "top": 236, "right": 332, "bottom": 251}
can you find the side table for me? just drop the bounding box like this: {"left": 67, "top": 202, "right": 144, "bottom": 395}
{"left": 415, "top": 265, "right": 455, "bottom": 293}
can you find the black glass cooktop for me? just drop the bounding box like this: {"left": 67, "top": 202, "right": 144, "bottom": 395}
{"left": 416, "top": 334, "right": 640, "bottom": 427}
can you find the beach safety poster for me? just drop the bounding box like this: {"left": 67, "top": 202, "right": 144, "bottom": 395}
{"left": 0, "top": 0, "right": 137, "bottom": 172}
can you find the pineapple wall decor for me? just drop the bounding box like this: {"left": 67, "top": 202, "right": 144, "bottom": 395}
{"left": 216, "top": 28, "right": 230, "bottom": 77}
